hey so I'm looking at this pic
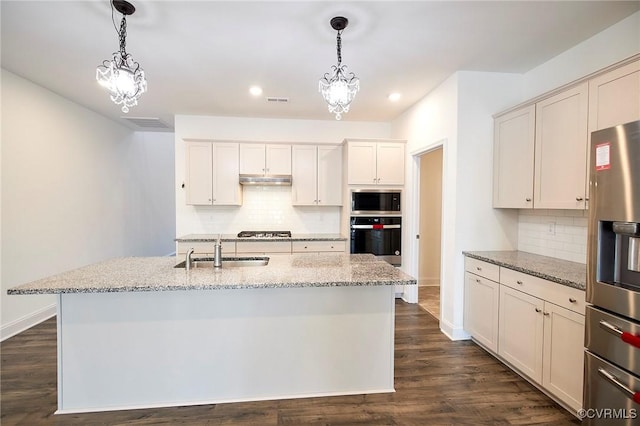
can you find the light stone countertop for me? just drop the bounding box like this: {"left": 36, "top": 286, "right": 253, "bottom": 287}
{"left": 175, "top": 233, "right": 347, "bottom": 242}
{"left": 7, "top": 253, "right": 416, "bottom": 295}
{"left": 463, "top": 250, "right": 586, "bottom": 290}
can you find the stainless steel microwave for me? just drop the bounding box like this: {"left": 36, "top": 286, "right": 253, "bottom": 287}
{"left": 351, "top": 190, "right": 401, "bottom": 215}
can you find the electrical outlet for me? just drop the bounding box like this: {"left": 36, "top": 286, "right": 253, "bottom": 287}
{"left": 547, "top": 222, "right": 556, "bottom": 236}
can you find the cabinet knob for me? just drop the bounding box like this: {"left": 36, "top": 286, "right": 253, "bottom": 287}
{"left": 476, "top": 279, "right": 481, "bottom": 283}
{"left": 208, "top": 199, "right": 212, "bottom": 202}
{"left": 525, "top": 198, "right": 532, "bottom": 202}
{"left": 576, "top": 196, "right": 584, "bottom": 201}
{"left": 304, "top": 246, "right": 308, "bottom": 249}
{"left": 569, "top": 298, "right": 577, "bottom": 303}
{"left": 516, "top": 280, "right": 523, "bottom": 285}
{"left": 535, "top": 308, "right": 542, "bottom": 313}
{"left": 476, "top": 266, "right": 482, "bottom": 271}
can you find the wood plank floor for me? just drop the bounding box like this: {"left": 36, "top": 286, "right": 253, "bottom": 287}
{"left": 1, "top": 300, "right": 580, "bottom": 425}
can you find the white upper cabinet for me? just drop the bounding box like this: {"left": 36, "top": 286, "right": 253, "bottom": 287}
{"left": 588, "top": 59, "right": 640, "bottom": 133}
{"left": 347, "top": 141, "right": 405, "bottom": 185}
{"left": 186, "top": 142, "right": 213, "bottom": 205}
{"left": 317, "top": 145, "right": 343, "bottom": 205}
{"left": 240, "top": 144, "right": 291, "bottom": 175}
{"left": 534, "top": 82, "right": 588, "bottom": 209}
{"left": 212, "top": 143, "right": 242, "bottom": 205}
{"left": 291, "top": 145, "right": 342, "bottom": 206}
{"left": 185, "top": 141, "right": 241, "bottom": 206}
{"left": 492, "top": 105, "right": 536, "bottom": 208}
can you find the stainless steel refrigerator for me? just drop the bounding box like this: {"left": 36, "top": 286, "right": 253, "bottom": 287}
{"left": 585, "top": 119, "right": 640, "bottom": 424}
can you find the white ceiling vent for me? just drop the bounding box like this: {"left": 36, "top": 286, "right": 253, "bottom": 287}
{"left": 120, "top": 117, "right": 172, "bottom": 129}
{"left": 266, "top": 97, "right": 289, "bottom": 103}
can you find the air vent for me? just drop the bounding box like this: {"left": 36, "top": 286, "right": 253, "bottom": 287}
{"left": 120, "top": 117, "right": 172, "bottom": 129}
{"left": 266, "top": 97, "right": 289, "bottom": 103}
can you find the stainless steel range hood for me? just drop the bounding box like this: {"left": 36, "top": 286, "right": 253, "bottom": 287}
{"left": 239, "top": 174, "right": 292, "bottom": 186}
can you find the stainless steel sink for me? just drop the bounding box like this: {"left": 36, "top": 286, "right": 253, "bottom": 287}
{"left": 175, "top": 256, "right": 269, "bottom": 269}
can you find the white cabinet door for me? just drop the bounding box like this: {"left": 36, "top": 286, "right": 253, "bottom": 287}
{"left": 347, "top": 142, "right": 377, "bottom": 185}
{"left": 317, "top": 145, "right": 342, "bottom": 205}
{"left": 185, "top": 142, "right": 213, "bottom": 205}
{"left": 376, "top": 143, "right": 405, "bottom": 185}
{"left": 498, "top": 285, "right": 544, "bottom": 383}
{"left": 464, "top": 272, "right": 500, "bottom": 353}
{"left": 534, "top": 83, "right": 588, "bottom": 209}
{"left": 493, "top": 105, "right": 535, "bottom": 208}
{"left": 542, "top": 302, "right": 585, "bottom": 413}
{"left": 291, "top": 145, "right": 318, "bottom": 206}
{"left": 239, "top": 144, "right": 266, "bottom": 175}
{"left": 588, "top": 60, "right": 640, "bottom": 133}
{"left": 266, "top": 144, "right": 292, "bottom": 175}
{"left": 212, "top": 143, "right": 241, "bottom": 205}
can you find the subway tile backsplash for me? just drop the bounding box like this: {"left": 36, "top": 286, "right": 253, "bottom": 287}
{"left": 182, "top": 186, "right": 341, "bottom": 235}
{"left": 518, "top": 209, "right": 588, "bottom": 264}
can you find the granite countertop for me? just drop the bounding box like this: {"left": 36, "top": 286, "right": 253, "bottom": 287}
{"left": 8, "top": 253, "right": 416, "bottom": 295}
{"left": 176, "top": 234, "right": 347, "bottom": 242}
{"left": 463, "top": 250, "right": 586, "bottom": 291}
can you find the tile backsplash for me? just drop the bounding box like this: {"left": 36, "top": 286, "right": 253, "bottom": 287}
{"left": 518, "top": 209, "right": 588, "bottom": 264}
{"left": 180, "top": 186, "right": 342, "bottom": 235}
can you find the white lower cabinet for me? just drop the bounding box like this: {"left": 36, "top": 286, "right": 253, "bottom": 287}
{"left": 292, "top": 240, "right": 346, "bottom": 253}
{"left": 236, "top": 241, "right": 292, "bottom": 255}
{"left": 542, "top": 302, "right": 585, "bottom": 412}
{"left": 464, "top": 256, "right": 585, "bottom": 414}
{"left": 464, "top": 271, "right": 499, "bottom": 353}
{"left": 498, "top": 285, "right": 544, "bottom": 382}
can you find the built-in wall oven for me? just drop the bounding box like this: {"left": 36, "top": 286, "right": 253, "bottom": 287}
{"left": 350, "top": 190, "right": 402, "bottom": 266}
{"left": 584, "top": 120, "right": 640, "bottom": 425}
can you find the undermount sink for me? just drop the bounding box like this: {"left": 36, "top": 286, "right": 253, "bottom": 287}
{"left": 175, "top": 256, "right": 269, "bottom": 269}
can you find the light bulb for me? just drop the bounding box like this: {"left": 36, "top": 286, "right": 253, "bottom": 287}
{"left": 115, "top": 68, "right": 136, "bottom": 96}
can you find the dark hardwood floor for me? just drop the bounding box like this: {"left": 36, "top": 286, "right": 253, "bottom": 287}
{"left": 1, "top": 300, "right": 580, "bottom": 425}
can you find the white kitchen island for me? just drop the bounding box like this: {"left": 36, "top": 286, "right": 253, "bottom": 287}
{"left": 8, "top": 253, "right": 416, "bottom": 414}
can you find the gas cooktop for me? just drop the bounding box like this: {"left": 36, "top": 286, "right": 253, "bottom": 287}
{"left": 237, "top": 231, "right": 292, "bottom": 238}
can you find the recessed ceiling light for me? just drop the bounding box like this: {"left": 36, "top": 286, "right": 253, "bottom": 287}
{"left": 249, "top": 86, "right": 263, "bottom": 96}
{"left": 388, "top": 93, "right": 401, "bottom": 102}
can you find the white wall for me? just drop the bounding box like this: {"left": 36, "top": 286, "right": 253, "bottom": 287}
{"left": 1, "top": 70, "right": 176, "bottom": 340}
{"left": 391, "top": 71, "right": 523, "bottom": 339}
{"left": 523, "top": 11, "right": 640, "bottom": 99}
{"left": 174, "top": 115, "right": 391, "bottom": 237}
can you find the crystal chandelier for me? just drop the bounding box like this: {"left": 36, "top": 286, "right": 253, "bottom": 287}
{"left": 96, "top": 0, "right": 147, "bottom": 113}
{"left": 319, "top": 17, "right": 360, "bottom": 120}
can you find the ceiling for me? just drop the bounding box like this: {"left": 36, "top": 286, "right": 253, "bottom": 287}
{"left": 2, "top": 1, "right": 639, "bottom": 131}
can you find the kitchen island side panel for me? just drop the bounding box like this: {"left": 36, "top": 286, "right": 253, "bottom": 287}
{"left": 56, "top": 286, "right": 395, "bottom": 413}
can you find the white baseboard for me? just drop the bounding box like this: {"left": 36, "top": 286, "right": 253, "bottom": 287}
{"left": 0, "top": 304, "right": 56, "bottom": 342}
{"left": 439, "top": 317, "right": 470, "bottom": 341}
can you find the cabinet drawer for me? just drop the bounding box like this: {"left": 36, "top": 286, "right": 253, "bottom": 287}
{"left": 464, "top": 257, "right": 499, "bottom": 282}
{"left": 500, "top": 268, "right": 585, "bottom": 315}
{"left": 236, "top": 241, "right": 292, "bottom": 254}
{"left": 292, "top": 240, "right": 346, "bottom": 253}
{"left": 177, "top": 241, "right": 235, "bottom": 255}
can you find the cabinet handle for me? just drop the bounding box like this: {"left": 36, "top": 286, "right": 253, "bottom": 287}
{"left": 535, "top": 308, "right": 542, "bottom": 313}
{"left": 304, "top": 246, "right": 308, "bottom": 249}
{"left": 569, "top": 298, "right": 577, "bottom": 303}
{"left": 576, "top": 196, "right": 584, "bottom": 201}
{"left": 516, "top": 280, "right": 523, "bottom": 285}
{"left": 318, "top": 200, "right": 321, "bottom": 203}
{"left": 377, "top": 178, "right": 381, "bottom": 183}
{"left": 476, "top": 279, "right": 481, "bottom": 283}
{"left": 525, "top": 198, "right": 532, "bottom": 202}
{"left": 208, "top": 198, "right": 212, "bottom": 202}
{"left": 543, "top": 312, "right": 550, "bottom": 316}
{"left": 476, "top": 266, "right": 482, "bottom": 271}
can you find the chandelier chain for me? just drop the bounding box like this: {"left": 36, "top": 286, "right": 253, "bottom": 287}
{"left": 118, "top": 16, "right": 128, "bottom": 58}
{"left": 336, "top": 30, "right": 342, "bottom": 65}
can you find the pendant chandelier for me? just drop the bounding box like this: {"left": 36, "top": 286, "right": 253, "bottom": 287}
{"left": 96, "top": 0, "right": 147, "bottom": 113}
{"left": 318, "top": 17, "right": 360, "bottom": 120}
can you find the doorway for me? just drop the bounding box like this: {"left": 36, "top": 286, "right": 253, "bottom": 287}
{"left": 417, "top": 147, "right": 443, "bottom": 319}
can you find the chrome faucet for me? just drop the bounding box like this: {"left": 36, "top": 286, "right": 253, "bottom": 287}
{"left": 213, "top": 234, "right": 222, "bottom": 268}
{"left": 185, "top": 248, "right": 195, "bottom": 271}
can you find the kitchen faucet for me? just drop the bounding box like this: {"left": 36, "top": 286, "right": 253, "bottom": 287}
{"left": 213, "top": 234, "right": 222, "bottom": 268}
{"left": 185, "top": 248, "right": 195, "bottom": 271}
